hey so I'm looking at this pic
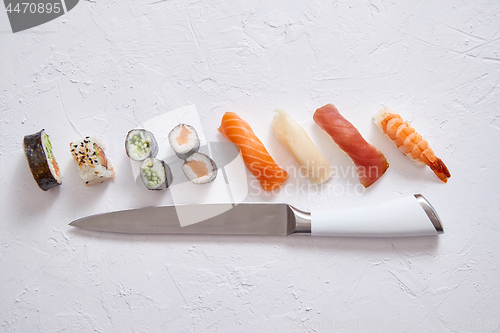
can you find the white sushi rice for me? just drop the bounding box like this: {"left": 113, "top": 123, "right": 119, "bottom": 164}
{"left": 182, "top": 153, "right": 217, "bottom": 185}
{"left": 169, "top": 124, "right": 199, "bottom": 156}
{"left": 41, "top": 130, "right": 62, "bottom": 184}
{"left": 78, "top": 163, "right": 115, "bottom": 186}
{"left": 372, "top": 105, "right": 390, "bottom": 128}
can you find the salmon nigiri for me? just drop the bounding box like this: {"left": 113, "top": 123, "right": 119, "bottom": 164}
{"left": 373, "top": 106, "right": 451, "bottom": 183}
{"left": 314, "top": 104, "right": 389, "bottom": 188}
{"left": 218, "top": 112, "right": 289, "bottom": 191}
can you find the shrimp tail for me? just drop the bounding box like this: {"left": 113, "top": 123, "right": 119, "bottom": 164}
{"left": 430, "top": 158, "right": 451, "bottom": 183}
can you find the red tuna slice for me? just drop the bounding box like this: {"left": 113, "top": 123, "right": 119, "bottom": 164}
{"left": 313, "top": 104, "right": 389, "bottom": 187}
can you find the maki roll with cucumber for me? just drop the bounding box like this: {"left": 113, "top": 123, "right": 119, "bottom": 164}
{"left": 140, "top": 158, "right": 173, "bottom": 190}
{"left": 125, "top": 129, "right": 159, "bottom": 161}
{"left": 169, "top": 124, "right": 200, "bottom": 159}
{"left": 23, "top": 129, "right": 62, "bottom": 191}
{"left": 70, "top": 137, "right": 115, "bottom": 186}
{"left": 182, "top": 152, "right": 217, "bottom": 185}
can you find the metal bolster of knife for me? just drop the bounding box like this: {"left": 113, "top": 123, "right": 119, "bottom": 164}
{"left": 414, "top": 194, "right": 444, "bottom": 234}
{"left": 288, "top": 205, "right": 312, "bottom": 234}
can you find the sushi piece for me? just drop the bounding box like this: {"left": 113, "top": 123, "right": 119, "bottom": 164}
{"left": 70, "top": 137, "right": 115, "bottom": 186}
{"left": 140, "top": 157, "right": 173, "bottom": 190}
{"left": 313, "top": 104, "right": 388, "bottom": 188}
{"left": 272, "top": 109, "right": 333, "bottom": 184}
{"left": 182, "top": 152, "right": 217, "bottom": 185}
{"left": 169, "top": 124, "right": 200, "bottom": 159}
{"left": 218, "top": 112, "right": 289, "bottom": 191}
{"left": 23, "top": 129, "right": 62, "bottom": 191}
{"left": 125, "top": 129, "right": 158, "bottom": 161}
{"left": 373, "top": 106, "right": 451, "bottom": 183}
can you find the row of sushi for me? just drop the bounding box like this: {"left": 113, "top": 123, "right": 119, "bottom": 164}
{"left": 23, "top": 131, "right": 115, "bottom": 191}
{"left": 23, "top": 103, "right": 450, "bottom": 192}
{"left": 23, "top": 124, "right": 217, "bottom": 191}
{"left": 217, "top": 104, "right": 450, "bottom": 191}
{"left": 125, "top": 124, "right": 217, "bottom": 191}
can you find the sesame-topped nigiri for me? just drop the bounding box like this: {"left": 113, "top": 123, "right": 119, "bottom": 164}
{"left": 70, "top": 137, "right": 115, "bottom": 186}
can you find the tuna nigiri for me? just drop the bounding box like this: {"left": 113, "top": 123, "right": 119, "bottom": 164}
{"left": 373, "top": 106, "right": 451, "bottom": 183}
{"left": 313, "top": 104, "right": 389, "bottom": 188}
{"left": 218, "top": 112, "right": 289, "bottom": 191}
{"left": 272, "top": 109, "right": 333, "bottom": 184}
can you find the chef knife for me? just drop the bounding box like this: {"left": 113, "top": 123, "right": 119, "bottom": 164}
{"left": 69, "top": 194, "right": 443, "bottom": 237}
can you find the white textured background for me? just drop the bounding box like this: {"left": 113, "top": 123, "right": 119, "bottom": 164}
{"left": 1, "top": 0, "right": 500, "bottom": 332}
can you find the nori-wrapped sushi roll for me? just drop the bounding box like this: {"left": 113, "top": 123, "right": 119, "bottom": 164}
{"left": 140, "top": 157, "right": 173, "bottom": 190}
{"left": 182, "top": 152, "right": 217, "bottom": 185}
{"left": 169, "top": 124, "right": 200, "bottom": 159}
{"left": 23, "top": 129, "right": 62, "bottom": 191}
{"left": 125, "top": 129, "right": 159, "bottom": 161}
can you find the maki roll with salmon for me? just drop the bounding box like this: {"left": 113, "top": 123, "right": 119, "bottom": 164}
{"left": 169, "top": 124, "right": 200, "bottom": 159}
{"left": 182, "top": 152, "right": 217, "bottom": 185}
{"left": 23, "top": 129, "right": 62, "bottom": 191}
{"left": 125, "top": 129, "right": 159, "bottom": 161}
{"left": 70, "top": 137, "right": 115, "bottom": 186}
{"left": 140, "top": 157, "right": 173, "bottom": 190}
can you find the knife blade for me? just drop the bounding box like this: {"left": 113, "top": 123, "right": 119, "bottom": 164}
{"left": 69, "top": 194, "right": 444, "bottom": 237}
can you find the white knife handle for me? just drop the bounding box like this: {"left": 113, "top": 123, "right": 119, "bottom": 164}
{"left": 310, "top": 195, "right": 443, "bottom": 237}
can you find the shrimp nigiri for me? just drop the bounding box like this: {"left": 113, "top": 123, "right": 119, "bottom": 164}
{"left": 218, "top": 112, "right": 289, "bottom": 191}
{"left": 373, "top": 106, "right": 451, "bottom": 183}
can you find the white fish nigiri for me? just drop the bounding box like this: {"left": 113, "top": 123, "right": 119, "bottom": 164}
{"left": 272, "top": 109, "right": 333, "bottom": 184}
